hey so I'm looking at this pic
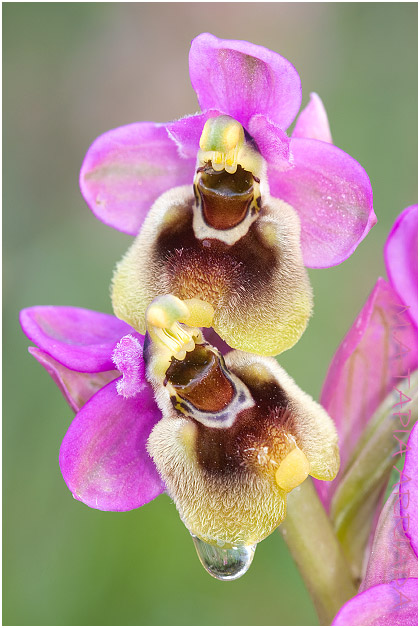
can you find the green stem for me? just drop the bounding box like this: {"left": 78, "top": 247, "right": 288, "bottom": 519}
{"left": 280, "top": 478, "right": 356, "bottom": 626}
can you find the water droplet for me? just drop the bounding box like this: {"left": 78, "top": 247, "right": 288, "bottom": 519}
{"left": 191, "top": 534, "right": 256, "bottom": 581}
{"left": 324, "top": 195, "right": 333, "bottom": 208}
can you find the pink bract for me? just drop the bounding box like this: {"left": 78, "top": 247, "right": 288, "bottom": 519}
{"left": 333, "top": 422, "right": 418, "bottom": 626}
{"left": 317, "top": 205, "right": 418, "bottom": 508}
{"left": 400, "top": 422, "right": 418, "bottom": 557}
{"left": 385, "top": 205, "right": 418, "bottom": 327}
{"left": 332, "top": 579, "right": 418, "bottom": 626}
{"left": 316, "top": 278, "right": 417, "bottom": 508}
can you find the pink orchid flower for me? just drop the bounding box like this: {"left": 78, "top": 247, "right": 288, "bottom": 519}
{"left": 20, "top": 298, "right": 339, "bottom": 552}
{"left": 80, "top": 32, "right": 375, "bottom": 270}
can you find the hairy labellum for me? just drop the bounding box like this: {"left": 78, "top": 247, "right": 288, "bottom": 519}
{"left": 146, "top": 342, "right": 339, "bottom": 548}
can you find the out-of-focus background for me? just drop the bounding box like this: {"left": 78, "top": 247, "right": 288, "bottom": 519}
{"left": 4, "top": 3, "right": 417, "bottom": 625}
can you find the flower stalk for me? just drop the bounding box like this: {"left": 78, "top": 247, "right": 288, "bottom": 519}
{"left": 280, "top": 478, "right": 357, "bottom": 625}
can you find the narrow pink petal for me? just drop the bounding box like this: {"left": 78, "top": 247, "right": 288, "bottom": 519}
{"left": 268, "top": 137, "right": 375, "bottom": 268}
{"left": 201, "top": 327, "right": 232, "bottom": 355}
{"left": 316, "top": 278, "right": 418, "bottom": 507}
{"left": 29, "top": 347, "right": 118, "bottom": 412}
{"left": 166, "top": 110, "right": 221, "bottom": 159}
{"left": 20, "top": 306, "right": 137, "bottom": 372}
{"left": 189, "top": 33, "right": 301, "bottom": 130}
{"left": 361, "top": 492, "right": 418, "bottom": 591}
{"left": 59, "top": 379, "right": 164, "bottom": 511}
{"left": 385, "top": 205, "right": 418, "bottom": 327}
{"left": 247, "top": 114, "right": 292, "bottom": 170}
{"left": 332, "top": 579, "right": 418, "bottom": 626}
{"left": 401, "top": 422, "right": 418, "bottom": 556}
{"left": 80, "top": 122, "right": 196, "bottom": 235}
{"left": 292, "top": 92, "right": 333, "bottom": 143}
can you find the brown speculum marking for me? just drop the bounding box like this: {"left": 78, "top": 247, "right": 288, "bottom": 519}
{"left": 194, "top": 375, "right": 296, "bottom": 477}
{"left": 196, "top": 164, "right": 256, "bottom": 230}
{"left": 165, "top": 344, "right": 235, "bottom": 413}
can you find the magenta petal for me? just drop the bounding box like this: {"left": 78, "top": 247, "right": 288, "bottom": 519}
{"left": 401, "top": 422, "right": 418, "bottom": 556}
{"left": 189, "top": 33, "right": 302, "bottom": 130}
{"left": 292, "top": 92, "right": 333, "bottom": 143}
{"left": 202, "top": 327, "right": 232, "bottom": 356}
{"left": 385, "top": 205, "right": 418, "bottom": 327}
{"left": 166, "top": 109, "right": 221, "bottom": 159}
{"left": 316, "top": 278, "right": 418, "bottom": 507}
{"left": 20, "top": 306, "right": 137, "bottom": 372}
{"left": 80, "top": 121, "right": 196, "bottom": 235}
{"left": 247, "top": 114, "right": 292, "bottom": 170}
{"left": 268, "top": 138, "right": 375, "bottom": 268}
{"left": 59, "top": 379, "right": 164, "bottom": 511}
{"left": 29, "top": 347, "right": 118, "bottom": 412}
{"left": 333, "top": 579, "right": 418, "bottom": 626}
{"left": 361, "top": 492, "right": 418, "bottom": 592}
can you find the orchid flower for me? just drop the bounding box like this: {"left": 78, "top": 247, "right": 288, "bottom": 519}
{"left": 20, "top": 295, "right": 339, "bottom": 578}
{"left": 80, "top": 33, "right": 375, "bottom": 356}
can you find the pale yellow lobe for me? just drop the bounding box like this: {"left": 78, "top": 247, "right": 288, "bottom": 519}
{"left": 275, "top": 447, "right": 310, "bottom": 493}
{"left": 180, "top": 421, "right": 198, "bottom": 460}
{"left": 182, "top": 298, "right": 214, "bottom": 328}
{"left": 145, "top": 295, "right": 205, "bottom": 379}
{"left": 146, "top": 306, "right": 171, "bottom": 329}
{"left": 199, "top": 116, "right": 244, "bottom": 153}
{"left": 198, "top": 116, "right": 246, "bottom": 175}
{"left": 146, "top": 294, "right": 190, "bottom": 329}
{"left": 260, "top": 223, "right": 278, "bottom": 247}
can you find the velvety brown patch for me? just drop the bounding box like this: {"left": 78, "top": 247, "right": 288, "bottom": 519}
{"left": 155, "top": 202, "right": 278, "bottom": 308}
{"left": 194, "top": 371, "right": 298, "bottom": 477}
{"left": 165, "top": 344, "right": 235, "bottom": 413}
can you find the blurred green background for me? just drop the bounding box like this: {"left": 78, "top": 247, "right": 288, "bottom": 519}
{"left": 3, "top": 3, "right": 417, "bottom": 626}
